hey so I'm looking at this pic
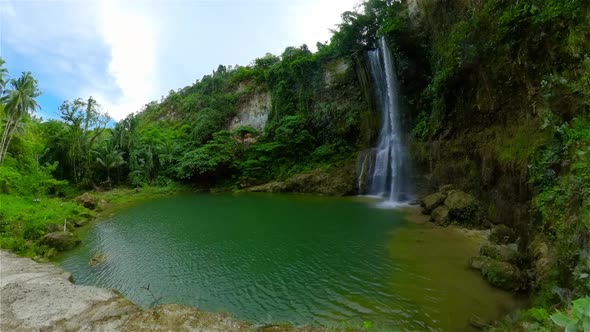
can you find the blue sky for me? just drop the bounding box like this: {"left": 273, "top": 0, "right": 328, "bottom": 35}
{"left": 1, "top": 0, "right": 361, "bottom": 121}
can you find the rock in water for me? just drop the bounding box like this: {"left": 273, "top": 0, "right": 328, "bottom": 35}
{"left": 479, "top": 243, "right": 519, "bottom": 263}
{"left": 469, "top": 256, "right": 492, "bottom": 271}
{"left": 89, "top": 253, "right": 107, "bottom": 267}
{"left": 469, "top": 315, "right": 488, "bottom": 329}
{"left": 481, "top": 260, "right": 522, "bottom": 291}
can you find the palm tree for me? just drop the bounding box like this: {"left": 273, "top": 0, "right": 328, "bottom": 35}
{"left": 0, "top": 58, "right": 8, "bottom": 95}
{"left": 94, "top": 142, "right": 126, "bottom": 189}
{"left": 0, "top": 72, "right": 40, "bottom": 163}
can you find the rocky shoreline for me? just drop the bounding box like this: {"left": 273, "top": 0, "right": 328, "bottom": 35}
{"left": 0, "top": 250, "right": 314, "bottom": 332}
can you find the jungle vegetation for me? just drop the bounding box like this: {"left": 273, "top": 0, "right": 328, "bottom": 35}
{"left": 0, "top": 0, "right": 588, "bottom": 329}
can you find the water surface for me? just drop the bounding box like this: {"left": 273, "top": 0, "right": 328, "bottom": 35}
{"left": 59, "top": 193, "right": 519, "bottom": 330}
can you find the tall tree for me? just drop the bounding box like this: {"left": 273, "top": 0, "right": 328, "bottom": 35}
{"left": 58, "top": 97, "right": 109, "bottom": 184}
{"left": 0, "top": 72, "right": 40, "bottom": 163}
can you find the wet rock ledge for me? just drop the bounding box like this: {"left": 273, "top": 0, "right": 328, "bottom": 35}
{"left": 0, "top": 250, "right": 315, "bottom": 332}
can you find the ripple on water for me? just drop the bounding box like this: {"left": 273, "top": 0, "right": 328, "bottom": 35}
{"left": 58, "top": 193, "right": 521, "bottom": 330}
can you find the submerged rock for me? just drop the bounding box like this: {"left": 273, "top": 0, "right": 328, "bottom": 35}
{"left": 420, "top": 192, "right": 446, "bottom": 214}
{"left": 76, "top": 192, "right": 98, "bottom": 210}
{"left": 40, "top": 232, "right": 81, "bottom": 251}
{"left": 89, "top": 253, "right": 107, "bottom": 267}
{"left": 469, "top": 315, "right": 489, "bottom": 329}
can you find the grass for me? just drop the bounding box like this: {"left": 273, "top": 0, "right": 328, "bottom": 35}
{"left": 0, "top": 195, "right": 91, "bottom": 257}
{"left": 0, "top": 183, "right": 189, "bottom": 258}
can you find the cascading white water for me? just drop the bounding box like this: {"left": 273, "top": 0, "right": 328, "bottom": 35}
{"left": 365, "top": 37, "right": 409, "bottom": 204}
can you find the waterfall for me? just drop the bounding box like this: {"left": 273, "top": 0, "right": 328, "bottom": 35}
{"left": 364, "top": 37, "right": 410, "bottom": 204}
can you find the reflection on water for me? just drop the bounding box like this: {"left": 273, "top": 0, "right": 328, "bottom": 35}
{"left": 59, "top": 193, "right": 521, "bottom": 330}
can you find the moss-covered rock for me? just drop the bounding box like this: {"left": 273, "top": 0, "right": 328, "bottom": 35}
{"left": 469, "top": 255, "right": 492, "bottom": 271}
{"left": 39, "top": 232, "right": 81, "bottom": 251}
{"left": 444, "top": 190, "right": 479, "bottom": 225}
{"left": 469, "top": 255, "right": 522, "bottom": 290}
{"left": 430, "top": 205, "right": 450, "bottom": 225}
{"left": 489, "top": 225, "right": 518, "bottom": 244}
{"left": 481, "top": 260, "right": 522, "bottom": 291}
{"left": 479, "top": 243, "right": 519, "bottom": 263}
{"left": 76, "top": 192, "right": 98, "bottom": 210}
{"left": 420, "top": 192, "right": 446, "bottom": 214}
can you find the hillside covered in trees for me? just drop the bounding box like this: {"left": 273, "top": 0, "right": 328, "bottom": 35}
{"left": 1, "top": 0, "right": 589, "bottom": 330}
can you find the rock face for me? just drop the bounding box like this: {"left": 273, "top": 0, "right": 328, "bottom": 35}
{"left": 323, "top": 58, "right": 349, "bottom": 87}
{"left": 76, "top": 192, "right": 98, "bottom": 209}
{"left": 229, "top": 90, "right": 271, "bottom": 133}
{"left": 0, "top": 250, "right": 137, "bottom": 331}
{"left": 40, "top": 232, "right": 81, "bottom": 251}
{"left": 246, "top": 164, "right": 357, "bottom": 196}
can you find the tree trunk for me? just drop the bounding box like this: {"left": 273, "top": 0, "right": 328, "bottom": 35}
{"left": 2, "top": 126, "right": 16, "bottom": 161}
{"left": 0, "top": 118, "right": 13, "bottom": 163}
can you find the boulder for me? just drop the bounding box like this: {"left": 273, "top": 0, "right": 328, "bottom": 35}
{"left": 481, "top": 260, "right": 522, "bottom": 291}
{"left": 420, "top": 192, "right": 446, "bottom": 214}
{"left": 480, "top": 243, "right": 519, "bottom": 263}
{"left": 74, "top": 220, "right": 86, "bottom": 228}
{"left": 430, "top": 205, "right": 450, "bottom": 225}
{"left": 76, "top": 193, "right": 98, "bottom": 210}
{"left": 438, "top": 184, "right": 454, "bottom": 195}
{"left": 469, "top": 256, "right": 491, "bottom": 271}
{"left": 40, "top": 232, "right": 81, "bottom": 251}
{"left": 444, "top": 190, "right": 478, "bottom": 224}
{"left": 97, "top": 200, "right": 108, "bottom": 211}
{"left": 489, "top": 225, "right": 518, "bottom": 244}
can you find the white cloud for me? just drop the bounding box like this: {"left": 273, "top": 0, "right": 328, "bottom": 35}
{"left": 92, "top": 0, "right": 158, "bottom": 120}
{"left": 286, "top": 0, "right": 362, "bottom": 51}
{"left": 3, "top": 0, "right": 361, "bottom": 121}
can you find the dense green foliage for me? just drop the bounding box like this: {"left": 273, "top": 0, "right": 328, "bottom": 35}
{"left": 0, "top": 0, "right": 589, "bottom": 328}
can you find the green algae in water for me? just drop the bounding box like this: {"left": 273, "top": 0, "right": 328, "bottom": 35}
{"left": 58, "top": 193, "right": 520, "bottom": 330}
